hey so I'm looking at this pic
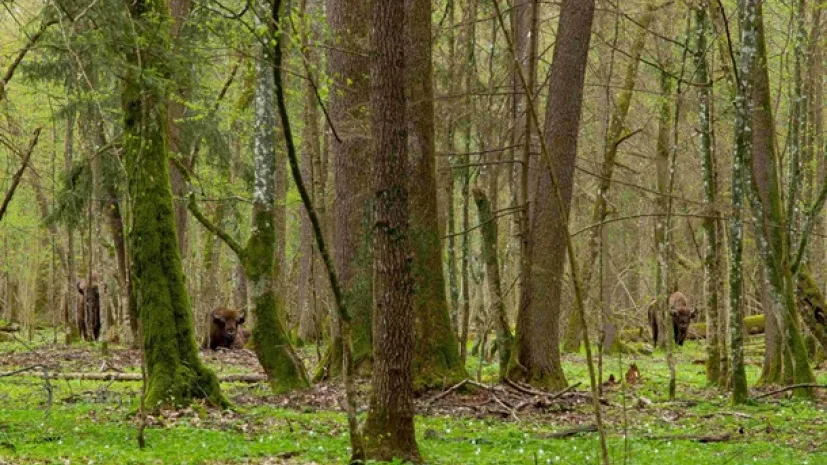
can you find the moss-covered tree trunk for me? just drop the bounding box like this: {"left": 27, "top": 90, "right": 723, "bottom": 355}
{"left": 405, "top": 0, "right": 467, "bottom": 390}
{"left": 238, "top": 2, "right": 309, "bottom": 393}
{"left": 744, "top": 0, "right": 816, "bottom": 398}
{"left": 123, "top": 0, "right": 224, "bottom": 408}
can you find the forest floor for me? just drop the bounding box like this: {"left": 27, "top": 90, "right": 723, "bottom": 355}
{"left": 0, "top": 330, "right": 826, "bottom": 465}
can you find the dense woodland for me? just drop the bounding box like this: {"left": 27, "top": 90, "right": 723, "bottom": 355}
{"left": 1, "top": 0, "right": 827, "bottom": 463}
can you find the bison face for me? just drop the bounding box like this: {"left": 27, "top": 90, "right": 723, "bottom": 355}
{"left": 212, "top": 309, "right": 246, "bottom": 346}
{"left": 670, "top": 307, "right": 697, "bottom": 346}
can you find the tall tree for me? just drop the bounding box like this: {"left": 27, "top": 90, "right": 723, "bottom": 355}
{"left": 123, "top": 0, "right": 225, "bottom": 408}
{"left": 362, "top": 0, "right": 420, "bottom": 460}
{"left": 319, "top": 0, "right": 374, "bottom": 379}
{"left": 693, "top": 3, "right": 725, "bottom": 387}
{"left": 743, "top": 0, "right": 816, "bottom": 398}
{"left": 405, "top": 0, "right": 467, "bottom": 389}
{"left": 508, "top": 0, "right": 596, "bottom": 389}
{"left": 184, "top": 0, "right": 310, "bottom": 393}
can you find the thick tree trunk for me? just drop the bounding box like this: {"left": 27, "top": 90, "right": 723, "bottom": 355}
{"left": 318, "top": 0, "right": 374, "bottom": 380}
{"left": 362, "top": 0, "right": 420, "bottom": 460}
{"left": 564, "top": 3, "right": 654, "bottom": 352}
{"left": 405, "top": 0, "right": 467, "bottom": 390}
{"left": 508, "top": 0, "right": 595, "bottom": 390}
{"left": 123, "top": 0, "right": 224, "bottom": 408}
{"left": 745, "top": 0, "right": 816, "bottom": 398}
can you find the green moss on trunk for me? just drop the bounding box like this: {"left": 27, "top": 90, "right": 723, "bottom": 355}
{"left": 123, "top": 0, "right": 225, "bottom": 410}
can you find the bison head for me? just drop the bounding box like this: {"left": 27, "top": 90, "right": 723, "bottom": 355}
{"left": 670, "top": 305, "right": 697, "bottom": 346}
{"left": 212, "top": 308, "right": 246, "bottom": 346}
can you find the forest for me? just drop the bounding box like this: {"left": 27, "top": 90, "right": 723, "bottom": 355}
{"left": 1, "top": 0, "right": 827, "bottom": 463}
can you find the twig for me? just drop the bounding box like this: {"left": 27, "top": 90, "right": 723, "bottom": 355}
{"left": 426, "top": 379, "right": 470, "bottom": 405}
{"left": 0, "top": 364, "right": 52, "bottom": 413}
{"left": 0, "top": 128, "right": 42, "bottom": 223}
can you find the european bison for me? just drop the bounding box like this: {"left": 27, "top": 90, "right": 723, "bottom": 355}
{"left": 76, "top": 274, "right": 102, "bottom": 341}
{"left": 648, "top": 291, "right": 697, "bottom": 346}
{"left": 208, "top": 307, "right": 248, "bottom": 350}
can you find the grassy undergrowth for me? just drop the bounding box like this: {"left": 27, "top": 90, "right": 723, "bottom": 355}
{"left": 1, "top": 334, "right": 825, "bottom": 464}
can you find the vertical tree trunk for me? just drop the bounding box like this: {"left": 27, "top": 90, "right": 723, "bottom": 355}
{"left": 405, "top": 0, "right": 467, "bottom": 389}
{"left": 758, "top": 262, "right": 784, "bottom": 385}
{"left": 123, "top": 0, "right": 225, "bottom": 408}
{"left": 507, "top": 0, "right": 595, "bottom": 390}
{"left": 64, "top": 107, "right": 78, "bottom": 343}
{"left": 245, "top": 0, "right": 309, "bottom": 392}
{"left": 473, "top": 188, "right": 514, "bottom": 380}
{"left": 297, "top": 0, "right": 326, "bottom": 343}
{"left": 319, "top": 0, "right": 374, "bottom": 380}
{"left": 564, "top": 2, "right": 655, "bottom": 352}
{"left": 655, "top": 68, "right": 677, "bottom": 399}
{"left": 693, "top": 3, "right": 724, "bottom": 386}
{"left": 511, "top": 0, "right": 538, "bottom": 364}
{"left": 458, "top": 0, "right": 478, "bottom": 366}
{"left": 727, "top": 0, "right": 757, "bottom": 404}
{"left": 362, "top": 0, "right": 420, "bottom": 460}
{"left": 745, "top": 0, "right": 816, "bottom": 398}
{"left": 441, "top": 0, "right": 459, "bottom": 333}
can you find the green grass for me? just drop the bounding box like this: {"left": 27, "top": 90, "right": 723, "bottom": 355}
{"left": 1, "top": 337, "right": 826, "bottom": 464}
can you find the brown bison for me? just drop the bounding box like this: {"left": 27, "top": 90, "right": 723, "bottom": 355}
{"left": 648, "top": 291, "right": 697, "bottom": 346}
{"left": 208, "top": 307, "right": 249, "bottom": 350}
{"left": 76, "top": 274, "right": 102, "bottom": 341}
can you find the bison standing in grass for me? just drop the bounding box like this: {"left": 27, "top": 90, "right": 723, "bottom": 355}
{"left": 76, "top": 274, "right": 102, "bottom": 342}
{"left": 648, "top": 291, "right": 698, "bottom": 346}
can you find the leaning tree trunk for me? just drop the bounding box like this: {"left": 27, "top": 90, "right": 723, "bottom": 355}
{"left": 362, "top": 0, "right": 421, "bottom": 461}
{"left": 123, "top": 0, "right": 225, "bottom": 408}
{"left": 508, "top": 0, "right": 595, "bottom": 390}
{"left": 405, "top": 0, "right": 468, "bottom": 390}
{"left": 318, "top": 0, "right": 374, "bottom": 380}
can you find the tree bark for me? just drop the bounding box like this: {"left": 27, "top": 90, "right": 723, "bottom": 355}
{"left": 123, "top": 0, "right": 225, "bottom": 408}
{"left": 744, "top": 0, "right": 816, "bottom": 398}
{"left": 693, "top": 3, "right": 724, "bottom": 387}
{"left": 318, "top": 0, "right": 374, "bottom": 380}
{"left": 473, "top": 188, "right": 514, "bottom": 380}
{"left": 406, "top": 0, "right": 467, "bottom": 390}
{"left": 508, "top": 0, "right": 595, "bottom": 390}
{"left": 362, "top": 0, "right": 420, "bottom": 460}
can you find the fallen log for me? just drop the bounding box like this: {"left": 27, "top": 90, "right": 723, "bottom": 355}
{"left": 641, "top": 433, "right": 733, "bottom": 443}
{"left": 1, "top": 370, "right": 267, "bottom": 383}
{"left": 539, "top": 425, "right": 598, "bottom": 439}
{"left": 622, "top": 315, "right": 766, "bottom": 342}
